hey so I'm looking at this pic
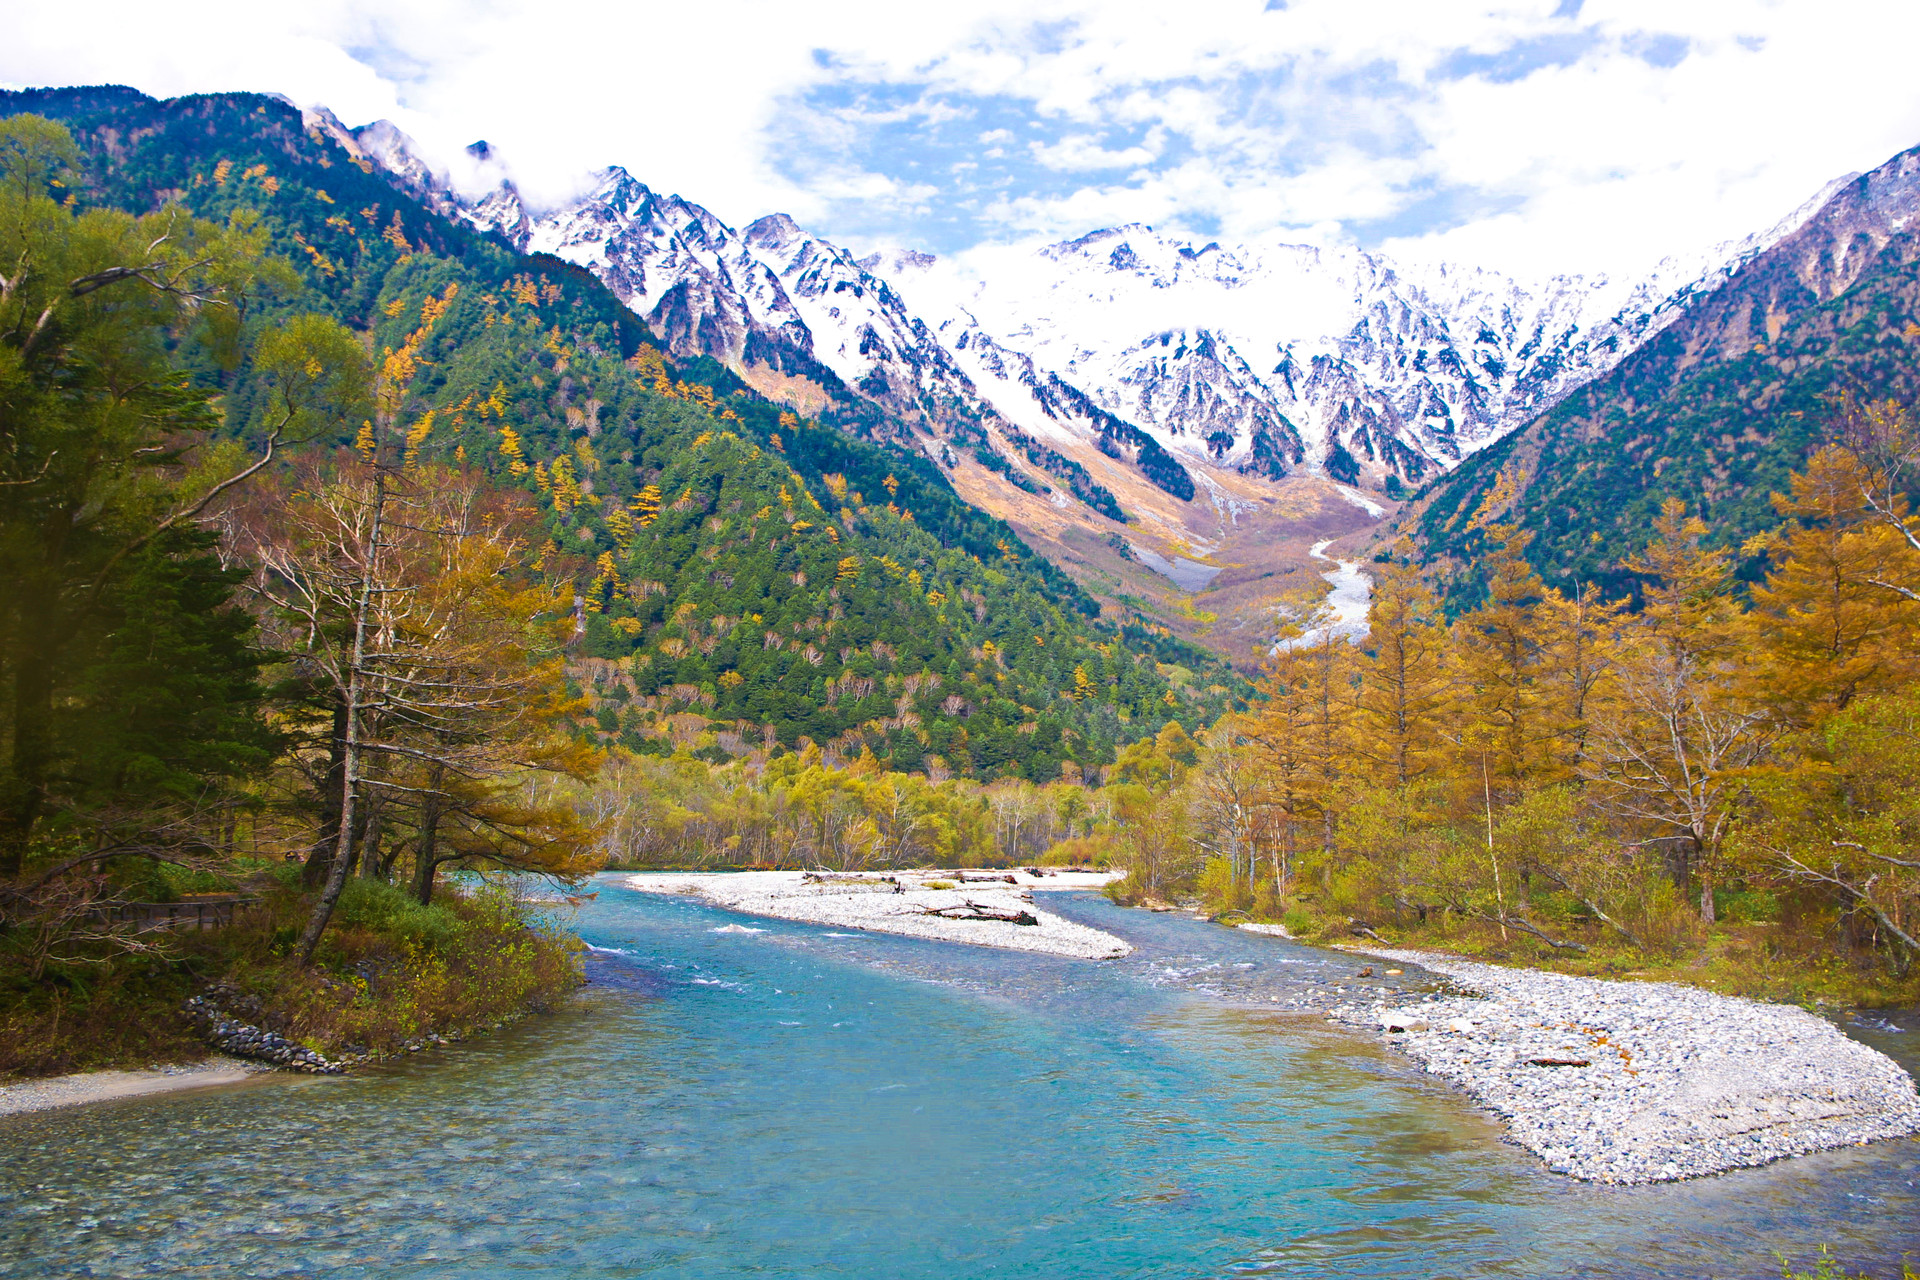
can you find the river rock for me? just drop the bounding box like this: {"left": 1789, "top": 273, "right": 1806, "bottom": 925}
{"left": 183, "top": 996, "right": 343, "bottom": 1075}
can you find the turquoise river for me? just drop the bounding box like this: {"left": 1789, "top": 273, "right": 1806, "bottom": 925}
{"left": 2, "top": 880, "right": 1918, "bottom": 1278}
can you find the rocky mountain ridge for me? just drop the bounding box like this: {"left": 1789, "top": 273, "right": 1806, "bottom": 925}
{"left": 1410, "top": 141, "right": 1920, "bottom": 599}
{"left": 307, "top": 106, "right": 1833, "bottom": 521}
{"left": 297, "top": 103, "right": 1916, "bottom": 665}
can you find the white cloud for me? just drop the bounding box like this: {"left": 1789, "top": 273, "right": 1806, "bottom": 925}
{"left": 5, "top": 0, "right": 1920, "bottom": 280}
{"left": 1029, "top": 134, "right": 1157, "bottom": 173}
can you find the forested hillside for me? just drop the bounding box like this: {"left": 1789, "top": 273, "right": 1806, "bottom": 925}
{"left": 4, "top": 85, "right": 1237, "bottom": 781}
{"left": 0, "top": 95, "right": 1238, "bottom": 1074}
{"left": 1410, "top": 143, "right": 1920, "bottom": 600}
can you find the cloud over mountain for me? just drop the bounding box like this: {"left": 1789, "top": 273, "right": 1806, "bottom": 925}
{"left": 7, "top": 0, "right": 1920, "bottom": 284}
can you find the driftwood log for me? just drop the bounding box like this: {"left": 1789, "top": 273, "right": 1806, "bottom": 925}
{"left": 919, "top": 898, "right": 1040, "bottom": 926}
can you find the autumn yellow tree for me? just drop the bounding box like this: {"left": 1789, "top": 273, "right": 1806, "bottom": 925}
{"left": 1452, "top": 524, "right": 1563, "bottom": 796}
{"left": 1749, "top": 444, "right": 1920, "bottom": 724}
{"left": 1249, "top": 602, "right": 1357, "bottom": 883}
{"left": 1582, "top": 500, "right": 1773, "bottom": 922}
{"left": 1353, "top": 561, "right": 1450, "bottom": 787}
{"left": 1535, "top": 582, "right": 1620, "bottom": 771}
{"left": 367, "top": 467, "right": 603, "bottom": 903}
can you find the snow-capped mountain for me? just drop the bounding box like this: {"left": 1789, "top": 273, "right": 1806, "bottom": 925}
{"left": 868, "top": 217, "right": 1824, "bottom": 489}
{"left": 320, "top": 109, "right": 1830, "bottom": 508}
{"left": 438, "top": 162, "right": 1003, "bottom": 443}
{"left": 518, "top": 167, "right": 819, "bottom": 379}
{"left": 740, "top": 214, "right": 999, "bottom": 438}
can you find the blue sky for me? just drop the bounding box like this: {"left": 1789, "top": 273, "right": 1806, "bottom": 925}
{"left": 8, "top": 0, "right": 1920, "bottom": 279}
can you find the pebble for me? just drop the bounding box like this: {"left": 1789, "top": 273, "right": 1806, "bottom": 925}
{"left": 1329, "top": 946, "right": 1920, "bottom": 1184}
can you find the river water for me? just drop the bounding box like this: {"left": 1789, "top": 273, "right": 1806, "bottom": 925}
{"left": 3, "top": 883, "right": 1917, "bottom": 1279}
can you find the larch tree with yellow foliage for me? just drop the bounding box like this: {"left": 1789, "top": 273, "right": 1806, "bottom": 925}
{"left": 1747, "top": 446, "right": 1916, "bottom": 725}
{"left": 1581, "top": 500, "right": 1775, "bottom": 923}
{"left": 1353, "top": 561, "right": 1450, "bottom": 788}
{"left": 1452, "top": 525, "right": 1561, "bottom": 796}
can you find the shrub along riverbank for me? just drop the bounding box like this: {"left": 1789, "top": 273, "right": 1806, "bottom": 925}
{"left": 0, "top": 865, "right": 581, "bottom": 1080}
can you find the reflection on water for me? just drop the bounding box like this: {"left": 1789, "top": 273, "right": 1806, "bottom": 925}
{"left": 2, "top": 882, "right": 1916, "bottom": 1279}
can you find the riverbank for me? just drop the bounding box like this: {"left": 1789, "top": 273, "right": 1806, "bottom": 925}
{"left": 623, "top": 869, "right": 1131, "bottom": 959}
{"left": 1, "top": 875, "right": 582, "bottom": 1082}
{"left": 0, "top": 1057, "right": 275, "bottom": 1118}
{"left": 1330, "top": 943, "right": 1920, "bottom": 1184}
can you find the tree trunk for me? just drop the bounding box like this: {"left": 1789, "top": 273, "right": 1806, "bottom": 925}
{"left": 418, "top": 858, "right": 443, "bottom": 905}
{"left": 413, "top": 763, "right": 444, "bottom": 905}
{"left": 376, "top": 821, "right": 407, "bottom": 879}
{"left": 304, "top": 696, "right": 349, "bottom": 887}
{"left": 356, "top": 795, "right": 385, "bottom": 881}
{"left": 296, "top": 470, "right": 385, "bottom": 967}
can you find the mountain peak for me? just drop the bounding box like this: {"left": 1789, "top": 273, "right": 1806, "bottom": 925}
{"left": 744, "top": 212, "right": 807, "bottom": 248}
{"left": 332, "top": 116, "right": 1878, "bottom": 502}
{"left": 856, "top": 247, "right": 937, "bottom": 276}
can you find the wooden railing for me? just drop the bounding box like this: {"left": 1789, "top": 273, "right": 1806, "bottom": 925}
{"left": 102, "top": 895, "right": 263, "bottom": 932}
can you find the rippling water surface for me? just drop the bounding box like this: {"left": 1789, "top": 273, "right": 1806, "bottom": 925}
{"left": 3, "top": 881, "right": 1918, "bottom": 1279}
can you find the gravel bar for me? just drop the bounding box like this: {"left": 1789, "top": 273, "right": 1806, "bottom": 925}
{"left": 1329, "top": 945, "right": 1920, "bottom": 1183}
{"left": 0, "top": 1059, "right": 273, "bottom": 1118}
{"left": 624, "top": 869, "right": 1132, "bottom": 959}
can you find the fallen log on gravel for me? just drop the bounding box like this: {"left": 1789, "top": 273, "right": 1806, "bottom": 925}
{"left": 920, "top": 899, "right": 1039, "bottom": 926}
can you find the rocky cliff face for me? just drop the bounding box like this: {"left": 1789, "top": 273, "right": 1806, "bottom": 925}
{"left": 740, "top": 214, "right": 999, "bottom": 437}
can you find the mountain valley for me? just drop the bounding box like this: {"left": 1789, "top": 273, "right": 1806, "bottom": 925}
{"left": 299, "top": 105, "right": 1912, "bottom": 650}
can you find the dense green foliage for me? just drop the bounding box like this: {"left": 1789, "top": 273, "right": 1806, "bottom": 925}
{"left": 0, "top": 108, "right": 586, "bottom": 1076}
{"left": 0, "top": 112, "right": 298, "bottom": 876}
{"left": 0, "top": 857, "right": 580, "bottom": 1078}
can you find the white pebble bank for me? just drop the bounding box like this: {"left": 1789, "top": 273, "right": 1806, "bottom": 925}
{"left": 1331, "top": 945, "right": 1920, "bottom": 1183}
{"left": 624, "top": 870, "right": 1132, "bottom": 960}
